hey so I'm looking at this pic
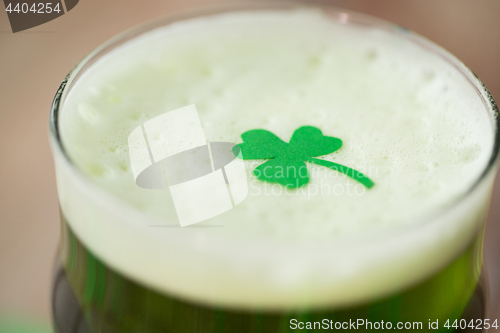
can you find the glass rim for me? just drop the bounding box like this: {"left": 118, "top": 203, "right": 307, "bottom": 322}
{"left": 49, "top": 0, "right": 500, "bottom": 240}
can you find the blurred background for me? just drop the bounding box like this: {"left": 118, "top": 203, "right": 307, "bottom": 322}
{"left": 1, "top": 0, "right": 500, "bottom": 331}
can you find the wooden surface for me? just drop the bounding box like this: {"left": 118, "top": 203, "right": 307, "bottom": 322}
{"left": 1, "top": 0, "right": 500, "bottom": 325}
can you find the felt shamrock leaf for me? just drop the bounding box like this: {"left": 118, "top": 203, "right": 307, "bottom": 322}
{"left": 234, "top": 126, "right": 374, "bottom": 189}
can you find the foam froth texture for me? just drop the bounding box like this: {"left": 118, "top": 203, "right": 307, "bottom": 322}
{"left": 56, "top": 10, "right": 495, "bottom": 309}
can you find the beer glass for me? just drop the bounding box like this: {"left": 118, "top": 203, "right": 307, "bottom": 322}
{"left": 49, "top": 2, "right": 500, "bottom": 332}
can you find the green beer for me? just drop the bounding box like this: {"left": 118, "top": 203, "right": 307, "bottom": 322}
{"left": 50, "top": 3, "right": 500, "bottom": 332}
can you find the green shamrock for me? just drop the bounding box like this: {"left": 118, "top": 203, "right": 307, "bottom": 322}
{"left": 233, "top": 126, "right": 374, "bottom": 189}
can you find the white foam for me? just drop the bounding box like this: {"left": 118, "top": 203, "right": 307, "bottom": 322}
{"left": 54, "top": 10, "right": 496, "bottom": 309}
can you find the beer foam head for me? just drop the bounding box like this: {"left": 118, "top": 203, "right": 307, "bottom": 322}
{"left": 55, "top": 9, "right": 496, "bottom": 309}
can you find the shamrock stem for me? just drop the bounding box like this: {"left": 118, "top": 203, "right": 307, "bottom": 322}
{"left": 304, "top": 157, "right": 375, "bottom": 189}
